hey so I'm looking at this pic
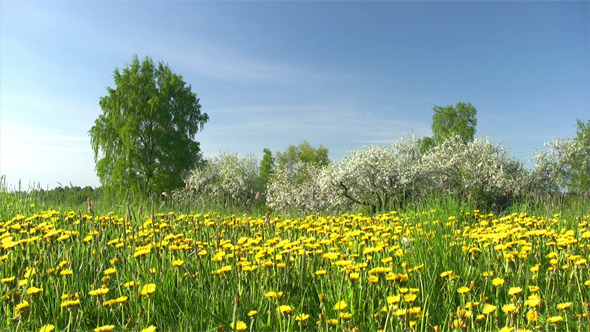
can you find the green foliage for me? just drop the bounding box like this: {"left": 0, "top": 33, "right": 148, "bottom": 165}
{"left": 570, "top": 119, "right": 590, "bottom": 193}
{"left": 275, "top": 140, "right": 329, "bottom": 184}
{"left": 89, "top": 55, "right": 208, "bottom": 199}
{"left": 258, "top": 148, "right": 274, "bottom": 190}
{"left": 420, "top": 102, "right": 478, "bottom": 153}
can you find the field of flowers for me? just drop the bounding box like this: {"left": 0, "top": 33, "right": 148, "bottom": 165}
{"left": 1, "top": 206, "right": 589, "bottom": 331}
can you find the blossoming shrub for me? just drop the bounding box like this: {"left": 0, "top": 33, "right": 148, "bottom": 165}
{"left": 322, "top": 135, "right": 425, "bottom": 212}
{"left": 421, "top": 135, "right": 525, "bottom": 208}
{"left": 174, "top": 152, "right": 262, "bottom": 208}
{"left": 266, "top": 162, "right": 336, "bottom": 213}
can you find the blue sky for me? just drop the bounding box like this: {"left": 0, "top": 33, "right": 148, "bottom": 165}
{"left": 1, "top": 1, "right": 588, "bottom": 190}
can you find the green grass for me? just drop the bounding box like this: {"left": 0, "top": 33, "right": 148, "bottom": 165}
{"left": 1, "top": 181, "right": 589, "bottom": 331}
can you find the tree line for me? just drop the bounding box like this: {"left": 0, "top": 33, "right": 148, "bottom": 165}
{"left": 88, "top": 56, "right": 589, "bottom": 213}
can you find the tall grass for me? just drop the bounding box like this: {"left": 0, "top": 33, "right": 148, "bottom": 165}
{"left": 1, "top": 180, "right": 589, "bottom": 331}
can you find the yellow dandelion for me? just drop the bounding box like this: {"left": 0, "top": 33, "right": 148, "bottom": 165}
{"left": 387, "top": 295, "right": 401, "bottom": 304}
{"left": 350, "top": 272, "right": 360, "bottom": 281}
{"left": 547, "top": 316, "right": 564, "bottom": 323}
{"left": 526, "top": 310, "right": 538, "bottom": 322}
{"left": 140, "top": 283, "right": 156, "bottom": 296}
{"left": 248, "top": 310, "right": 258, "bottom": 317}
{"left": 502, "top": 303, "right": 517, "bottom": 313}
{"left": 171, "top": 259, "right": 184, "bottom": 267}
{"left": 339, "top": 312, "right": 353, "bottom": 320}
{"left": 524, "top": 295, "right": 541, "bottom": 308}
{"left": 141, "top": 326, "right": 157, "bottom": 332}
{"left": 103, "top": 268, "right": 116, "bottom": 275}
{"left": 491, "top": 278, "right": 504, "bottom": 286}
{"left": 1, "top": 276, "right": 15, "bottom": 284}
{"left": 440, "top": 270, "right": 453, "bottom": 278}
{"left": 88, "top": 287, "right": 109, "bottom": 296}
{"left": 277, "top": 305, "right": 294, "bottom": 314}
{"left": 556, "top": 302, "right": 572, "bottom": 310}
{"left": 60, "top": 269, "right": 73, "bottom": 276}
{"left": 27, "top": 287, "right": 43, "bottom": 295}
{"left": 94, "top": 325, "right": 116, "bottom": 332}
{"left": 334, "top": 300, "right": 348, "bottom": 311}
{"left": 60, "top": 299, "right": 81, "bottom": 307}
{"left": 230, "top": 321, "right": 247, "bottom": 332}
{"left": 482, "top": 304, "right": 497, "bottom": 315}
{"left": 508, "top": 287, "right": 522, "bottom": 296}
{"left": 39, "top": 324, "right": 55, "bottom": 332}
{"left": 15, "top": 300, "right": 30, "bottom": 311}
{"left": 457, "top": 286, "right": 470, "bottom": 294}
{"left": 315, "top": 269, "right": 327, "bottom": 276}
{"left": 368, "top": 275, "right": 379, "bottom": 284}
{"left": 295, "top": 313, "right": 310, "bottom": 321}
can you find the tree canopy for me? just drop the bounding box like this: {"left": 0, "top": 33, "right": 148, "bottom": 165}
{"left": 420, "top": 102, "right": 478, "bottom": 152}
{"left": 89, "top": 55, "right": 208, "bottom": 198}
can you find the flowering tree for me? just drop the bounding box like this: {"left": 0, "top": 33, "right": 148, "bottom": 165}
{"left": 176, "top": 153, "right": 262, "bottom": 208}
{"left": 322, "top": 136, "right": 424, "bottom": 212}
{"left": 422, "top": 135, "right": 525, "bottom": 208}
{"left": 266, "top": 163, "right": 335, "bottom": 213}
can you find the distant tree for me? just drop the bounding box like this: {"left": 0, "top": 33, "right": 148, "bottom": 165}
{"left": 258, "top": 148, "right": 274, "bottom": 190}
{"left": 420, "top": 102, "right": 478, "bottom": 153}
{"left": 570, "top": 119, "right": 590, "bottom": 193}
{"left": 89, "top": 55, "right": 208, "bottom": 198}
{"left": 530, "top": 119, "right": 590, "bottom": 195}
{"left": 275, "top": 140, "right": 329, "bottom": 184}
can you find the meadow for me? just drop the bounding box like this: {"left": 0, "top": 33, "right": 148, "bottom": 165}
{"left": 1, "top": 193, "right": 589, "bottom": 332}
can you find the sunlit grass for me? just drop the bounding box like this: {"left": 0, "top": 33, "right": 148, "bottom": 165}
{"left": 1, "top": 205, "right": 589, "bottom": 331}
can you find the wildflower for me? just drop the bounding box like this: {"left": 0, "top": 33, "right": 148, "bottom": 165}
{"left": 27, "top": 287, "right": 43, "bottom": 295}
{"left": 124, "top": 281, "right": 140, "bottom": 288}
{"left": 334, "top": 300, "right": 348, "bottom": 311}
{"left": 350, "top": 272, "right": 360, "bottom": 281}
{"left": 526, "top": 310, "right": 538, "bottom": 322}
{"left": 482, "top": 304, "right": 497, "bottom": 315}
{"left": 557, "top": 302, "right": 572, "bottom": 310}
{"left": 140, "top": 283, "right": 156, "bottom": 296}
{"left": 395, "top": 308, "right": 407, "bottom": 316}
{"left": 528, "top": 285, "right": 540, "bottom": 292}
{"left": 248, "top": 310, "right": 258, "bottom": 317}
{"left": 547, "top": 316, "right": 564, "bottom": 323}
{"left": 327, "top": 319, "right": 338, "bottom": 326}
{"left": 60, "top": 269, "right": 73, "bottom": 276}
{"left": 457, "top": 286, "right": 470, "bottom": 294}
{"left": 524, "top": 295, "right": 541, "bottom": 307}
{"left": 88, "top": 287, "right": 109, "bottom": 296}
{"left": 141, "top": 326, "right": 156, "bottom": 332}
{"left": 115, "top": 296, "right": 128, "bottom": 303}
{"left": 508, "top": 287, "right": 522, "bottom": 296}
{"left": 440, "top": 270, "right": 453, "bottom": 278}
{"left": 492, "top": 278, "right": 504, "bottom": 286}
{"left": 15, "top": 300, "right": 30, "bottom": 311}
{"left": 502, "top": 303, "right": 517, "bottom": 313}
{"left": 315, "top": 269, "right": 327, "bottom": 276}
{"left": 277, "top": 305, "right": 294, "bottom": 314}
{"left": 172, "top": 259, "right": 184, "bottom": 267}
{"left": 94, "top": 325, "right": 116, "bottom": 332}
{"left": 404, "top": 294, "right": 417, "bottom": 303}
{"left": 103, "top": 268, "right": 116, "bottom": 275}
{"left": 368, "top": 275, "right": 379, "bottom": 283}
{"left": 39, "top": 324, "right": 55, "bottom": 332}
{"left": 1, "top": 276, "right": 15, "bottom": 284}
{"left": 60, "top": 299, "right": 81, "bottom": 307}
{"left": 295, "top": 313, "right": 310, "bottom": 321}
{"left": 230, "top": 321, "right": 247, "bottom": 332}
{"left": 387, "top": 295, "right": 401, "bottom": 304}
{"left": 339, "top": 312, "right": 353, "bottom": 320}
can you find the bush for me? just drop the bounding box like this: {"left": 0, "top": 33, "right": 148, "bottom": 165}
{"left": 173, "top": 153, "right": 263, "bottom": 209}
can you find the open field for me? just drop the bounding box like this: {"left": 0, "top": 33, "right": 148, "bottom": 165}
{"left": 1, "top": 203, "right": 589, "bottom": 331}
